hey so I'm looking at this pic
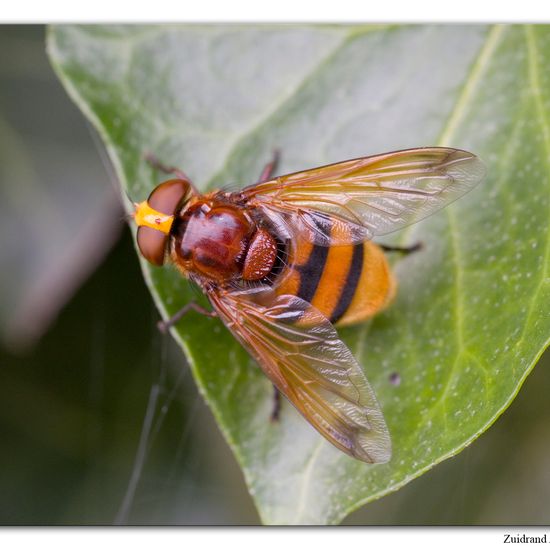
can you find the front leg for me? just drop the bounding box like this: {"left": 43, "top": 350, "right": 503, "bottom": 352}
{"left": 257, "top": 150, "right": 280, "bottom": 183}
{"left": 144, "top": 152, "right": 199, "bottom": 194}
{"left": 158, "top": 302, "right": 217, "bottom": 333}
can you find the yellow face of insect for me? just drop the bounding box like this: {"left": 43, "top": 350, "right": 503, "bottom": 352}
{"left": 133, "top": 201, "right": 173, "bottom": 235}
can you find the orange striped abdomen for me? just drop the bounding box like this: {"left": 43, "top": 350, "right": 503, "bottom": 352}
{"left": 275, "top": 235, "right": 396, "bottom": 327}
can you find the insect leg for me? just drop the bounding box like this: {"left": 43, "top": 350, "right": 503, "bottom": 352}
{"left": 144, "top": 152, "right": 199, "bottom": 194}
{"left": 270, "top": 385, "right": 282, "bottom": 422}
{"left": 158, "top": 302, "right": 217, "bottom": 333}
{"left": 380, "top": 242, "right": 423, "bottom": 255}
{"left": 257, "top": 149, "right": 280, "bottom": 183}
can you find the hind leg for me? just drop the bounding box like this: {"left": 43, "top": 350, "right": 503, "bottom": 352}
{"left": 380, "top": 242, "right": 422, "bottom": 255}
{"left": 270, "top": 385, "right": 282, "bottom": 422}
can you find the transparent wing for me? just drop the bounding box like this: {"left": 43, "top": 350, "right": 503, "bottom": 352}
{"left": 208, "top": 288, "right": 391, "bottom": 463}
{"left": 244, "top": 147, "right": 486, "bottom": 246}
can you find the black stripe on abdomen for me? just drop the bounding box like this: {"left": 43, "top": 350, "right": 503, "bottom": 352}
{"left": 296, "top": 244, "right": 329, "bottom": 303}
{"left": 330, "top": 243, "right": 364, "bottom": 324}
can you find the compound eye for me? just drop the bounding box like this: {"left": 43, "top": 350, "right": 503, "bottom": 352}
{"left": 148, "top": 179, "right": 191, "bottom": 215}
{"left": 137, "top": 225, "right": 168, "bottom": 266}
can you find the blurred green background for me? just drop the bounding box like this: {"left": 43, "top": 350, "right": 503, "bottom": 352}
{"left": 1, "top": 25, "right": 549, "bottom": 525}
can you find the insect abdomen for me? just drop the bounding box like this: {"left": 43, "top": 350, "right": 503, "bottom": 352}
{"left": 332, "top": 241, "right": 396, "bottom": 326}
{"left": 275, "top": 238, "right": 395, "bottom": 327}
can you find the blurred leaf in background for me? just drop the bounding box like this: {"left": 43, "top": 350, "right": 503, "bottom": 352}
{"left": 46, "top": 24, "right": 550, "bottom": 524}
{"left": 0, "top": 28, "right": 258, "bottom": 527}
{"left": 0, "top": 26, "right": 122, "bottom": 349}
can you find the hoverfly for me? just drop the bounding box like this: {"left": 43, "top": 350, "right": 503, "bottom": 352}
{"left": 132, "top": 147, "right": 485, "bottom": 463}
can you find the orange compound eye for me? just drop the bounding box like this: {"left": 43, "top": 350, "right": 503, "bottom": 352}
{"left": 137, "top": 225, "right": 168, "bottom": 266}
{"left": 148, "top": 179, "right": 191, "bottom": 215}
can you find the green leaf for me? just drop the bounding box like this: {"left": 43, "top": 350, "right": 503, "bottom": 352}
{"left": 47, "top": 24, "right": 550, "bottom": 525}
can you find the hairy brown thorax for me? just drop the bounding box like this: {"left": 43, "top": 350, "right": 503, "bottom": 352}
{"left": 171, "top": 197, "right": 278, "bottom": 283}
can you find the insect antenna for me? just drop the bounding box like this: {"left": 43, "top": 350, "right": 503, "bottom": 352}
{"left": 85, "top": 119, "right": 147, "bottom": 223}
{"left": 117, "top": 189, "right": 140, "bottom": 224}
